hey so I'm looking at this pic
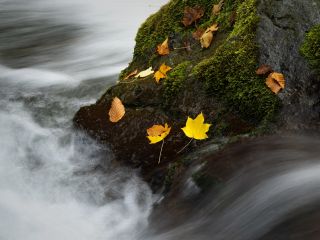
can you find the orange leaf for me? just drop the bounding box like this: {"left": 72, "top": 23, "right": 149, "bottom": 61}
{"left": 124, "top": 69, "right": 138, "bottom": 80}
{"left": 266, "top": 72, "right": 285, "bottom": 94}
{"left": 147, "top": 125, "right": 167, "bottom": 137}
{"left": 108, "top": 97, "right": 125, "bottom": 123}
{"left": 256, "top": 64, "right": 273, "bottom": 75}
{"left": 147, "top": 123, "right": 171, "bottom": 144}
{"left": 157, "top": 38, "right": 170, "bottom": 56}
{"left": 182, "top": 6, "right": 204, "bottom": 27}
{"left": 212, "top": 0, "right": 224, "bottom": 15}
{"left": 154, "top": 63, "right": 172, "bottom": 83}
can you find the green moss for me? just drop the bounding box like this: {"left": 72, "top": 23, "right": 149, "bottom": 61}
{"left": 133, "top": 1, "right": 215, "bottom": 61}
{"left": 301, "top": 24, "right": 320, "bottom": 72}
{"left": 193, "top": 0, "right": 280, "bottom": 124}
{"left": 163, "top": 61, "right": 191, "bottom": 106}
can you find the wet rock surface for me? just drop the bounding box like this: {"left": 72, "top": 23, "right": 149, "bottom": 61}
{"left": 74, "top": 0, "right": 320, "bottom": 192}
{"left": 257, "top": 0, "right": 320, "bottom": 130}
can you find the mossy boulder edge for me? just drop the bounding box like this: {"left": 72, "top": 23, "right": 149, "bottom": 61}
{"left": 74, "top": 0, "right": 320, "bottom": 191}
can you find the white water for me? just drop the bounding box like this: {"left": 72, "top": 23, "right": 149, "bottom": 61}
{"left": 0, "top": 1, "right": 167, "bottom": 239}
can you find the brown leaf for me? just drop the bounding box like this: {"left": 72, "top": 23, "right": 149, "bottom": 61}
{"left": 109, "top": 97, "right": 125, "bottom": 123}
{"left": 157, "top": 38, "right": 170, "bottom": 56}
{"left": 266, "top": 72, "right": 285, "bottom": 94}
{"left": 192, "top": 28, "right": 205, "bottom": 40}
{"left": 229, "top": 11, "right": 237, "bottom": 26}
{"left": 124, "top": 69, "right": 138, "bottom": 80}
{"left": 212, "top": 0, "right": 224, "bottom": 15}
{"left": 256, "top": 64, "right": 273, "bottom": 75}
{"left": 182, "top": 6, "right": 204, "bottom": 27}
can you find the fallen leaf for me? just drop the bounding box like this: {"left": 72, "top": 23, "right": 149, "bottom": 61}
{"left": 109, "top": 97, "right": 125, "bottom": 123}
{"left": 181, "top": 113, "right": 211, "bottom": 140}
{"left": 200, "top": 31, "right": 213, "bottom": 48}
{"left": 207, "top": 23, "right": 219, "bottom": 32}
{"left": 256, "top": 64, "right": 273, "bottom": 75}
{"left": 229, "top": 11, "right": 237, "bottom": 26}
{"left": 200, "top": 23, "right": 219, "bottom": 48}
{"left": 135, "top": 67, "right": 154, "bottom": 78}
{"left": 182, "top": 6, "right": 204, "bottom": 27}
{"left": 212, "top": 0, "right": 224, "bottom": 15}
{"left": 193, "top": 28, "right": 205, "bottom": 40}
{"left": 154, "top": 63, "right": 172, "bottom": 83}
{"left": 266, "top": 72, "right": 285, "bottom": 94}
{"left": 157, "top": 38, "right": 170, "bottom": 56}
{"left": 124, "top": 69, "right": 138, "bottom": 80}
{"left": 147, "top": 123, "right": 171, "bottom": 144}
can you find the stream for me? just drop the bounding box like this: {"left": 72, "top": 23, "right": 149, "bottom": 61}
{"left": 1, "top": 1, "right": 320, "bottom": 240}
{"left": 0, "top": 1, "right": 166, "bottom": 239}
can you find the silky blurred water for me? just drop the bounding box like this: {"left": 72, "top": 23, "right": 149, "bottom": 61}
{"left": 2, "top": 1, "right": 320, "bottom": 240}
{"left": 0, "top": 1, "right": 167, "bottom": 239}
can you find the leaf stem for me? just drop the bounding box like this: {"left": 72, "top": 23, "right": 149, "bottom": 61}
{"left": 158, "top": 140, "right": 165, "bottom": 164}
{"left": 177, "top": 138, "right": 193, "bottom": 154}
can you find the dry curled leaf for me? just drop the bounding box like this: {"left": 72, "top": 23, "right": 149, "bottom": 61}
{"left": 182, "top": 6, "right": 204, "bottom": 27}
{"left": 256, "top": 64, "right": 273, "bottom": 75}
{"left": 208, "top": 23, "right": 219, "bottom": 32}
{"left": 181, "top": 113, "right": 211, "bottom": 140}
{"left": 135, "top": 67, "right": 154, "bottom": 78}
{"left": 124, "top": 69, "right": 138, "bottom": 80}
{"left": 147, "top": 123, "right": 171, "bottom": 144}
{"left": 193, "top": 28, "right": 205, "bottom": 40}
{"left": 266, "top": 72, "right": 285, "bottom": 94}
{"left": 109, "top": 97, "right": 125, "bottom": 123}
{"left": 212, "top": 0, "right": 224, "bottom": 15}
{"left": 154, "top": 63, "right": 172, "bottom": 83}
{"left": 200, "top": 31, "right": 213, "bottom": 48}
{"left": 157, "top": 38, "right": 170, "bottom": 56}
{"left": 229, "top": 11, "right": 237, "bottom": 26}
{"left": 200, "top": 23, "right": 219, "bottom": 48}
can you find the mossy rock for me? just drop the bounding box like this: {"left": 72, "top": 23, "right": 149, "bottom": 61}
{"left": 193, "top": 0, "right": 280, "bottom": 124}
{"left": 301, "top": 24, "right": 320, "bottom": 73}
{"left": 74, "top": 0, "right": 282, "bottom": 191}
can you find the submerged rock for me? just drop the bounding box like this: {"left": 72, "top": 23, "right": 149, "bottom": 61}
{"left": 74, "top": 0, "right": 320, "bottom": 191}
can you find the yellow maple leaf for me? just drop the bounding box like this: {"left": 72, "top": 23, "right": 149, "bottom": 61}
{"left": 154, "top": 63, "right": 172, "bottom": 83}
{"left": 181, "top": 113, "right": 211, "bottom": 140}
{"left": 147, "top": 123, "right": 171, "bottom": 144}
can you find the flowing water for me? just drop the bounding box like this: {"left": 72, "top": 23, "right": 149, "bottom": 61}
{"left": 0, "top": 1, "right": 166, "bottom": 239}
{"left": 1, "top": 1, "right": 320, "bottom": 240}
